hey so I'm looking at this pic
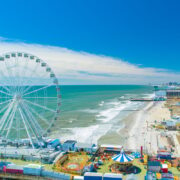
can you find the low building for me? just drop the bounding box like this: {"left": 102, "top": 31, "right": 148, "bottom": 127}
{"left": 47, "top": 139, "right": 61, "bottom": 149}
{"left": 84, "top": 172, "right": 103, "bottom": 180}
{"left": 99, "top": 144, "right": 122, "bottom": 154}
{"left": 75, "top": 143, "right": 96, "bottom": 153}
{"left": 62, "top": 140, "right": 77, "bottom": 151}
{"left": 148, "top": 161, "right": 161, "bottom": 172}
{"left": 165, "top": 121, "right": 176, "bottom": 130}
{"left": 157, "top": 150, "right": 172, "bottom": 159}
{"left": 166, "top": 90, "right": 180, "bottom": 98}
{"left": 104, "top": 173, "right": 123, "bottom": 180}
{"left": 161, "top": 164, "right": 168, "bottom": 173}
{"left": 23, "top": 164, "right": 43, "bottom": 176}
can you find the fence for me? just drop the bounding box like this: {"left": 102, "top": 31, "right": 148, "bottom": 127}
{"left": 0, "top": 153, "right": 39, "bottom": 161}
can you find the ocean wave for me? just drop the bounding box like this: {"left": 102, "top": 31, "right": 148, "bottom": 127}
{"left": 99, "top": 101, "right": 104, "bottom": 106}
{"left": 79, "top": 109, "right": 98, "bottom": 113}
{"left": 96, "top": 100, "right": 132, "bottom": 123}
{"left": 60, "top": 124, "right": 112, "bottom": 144}
{"left": 142, "top": 93, "right": 155, "bottom": 98}
{"left": 119, "top": 96, "right": 125, "bottom": 99}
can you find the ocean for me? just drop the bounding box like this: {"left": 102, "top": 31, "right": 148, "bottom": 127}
{"left": 51, "top": 85, "right": 154, "bottom": 145}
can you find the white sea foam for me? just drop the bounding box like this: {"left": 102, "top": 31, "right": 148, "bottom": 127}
{"left": 68, "top": 118, "right": 77, "bottom": 123}
{"left": 58, "top": 93, "right": 155, "bottom": 144}
{"left": 119, "top": 96, "right": 125, "bottom": 99}
{"left": 96, "top": 100, "right": 132, "bottom": 123}
{"left": 60, "top": 124, "right": 112, "bottom": 144}
{"left": 79, "top": 109, "right": 98, "bottom": 113}
{"left": 143, "top": 93, "right": 155, "bottom": 98}
{"left": 99, "top": 101, "right": 104, "bottom": 106}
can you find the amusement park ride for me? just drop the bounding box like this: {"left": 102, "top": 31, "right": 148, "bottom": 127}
{"left": 0, "top": 52, "right": 61, "bottom": 149}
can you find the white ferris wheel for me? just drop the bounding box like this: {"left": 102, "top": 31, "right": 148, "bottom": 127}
{"left": 0, "top": 52, "right": 61, "bottom": 148}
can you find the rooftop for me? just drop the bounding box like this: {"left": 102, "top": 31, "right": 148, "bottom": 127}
{"left": 64, "top": 140, "right": 77, "bottom": 144}
{"left": 166, "top": 90, "right": 180, "bottom": 92}
{"left": 148, "top": 161, "right": 161, "bottom": 166}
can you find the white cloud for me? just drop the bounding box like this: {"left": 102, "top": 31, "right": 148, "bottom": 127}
{"left": 0, "top": 40, "right": 179, "bottom": 84}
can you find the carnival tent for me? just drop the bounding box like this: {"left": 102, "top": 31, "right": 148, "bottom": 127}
{"left": 112, "top": 150, "right": 134, "bottom": 163}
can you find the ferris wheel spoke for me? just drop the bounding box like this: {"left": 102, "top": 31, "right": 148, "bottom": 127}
{"left": 0, "top": 101, "right": 14, "bottom": 126}
{"left": 0, "top": 85, "right": 11, "bottom": 93}
{"left": 5, "top": 105, "right": 17, "bottom": 138}
{"left": 0, "top": 90, "right": 12, "bottom": 96}
{"left": 4, "top": 61, "right": 17, "bottom": 93}
{"left": 14, "top": 58, "right": 26, "bottom": 94}
{"left": 0, "top": 103, "right": 11, "bottom": 114}
{"left": 22, "top": 102, "right": 44, "bottom": 135}
{"left": 14, "top": 56, "right": 21, "bottom": 93}
{"left": 16, "top": 108, "right": 20, "bottom": 141}
{"left": 20, "top": 103, "right": 37, "bottom": 134}
{"left": 0, "top": 102, "right": 15, "bottom": 134}
{"left": 17, "top": 58, "right": 28, "bottom": 95}
{"left": 19, "top": 105, "right": 43, "bottom": 148}
{"left": 23, "top": 84, "right": 52, "bottom": 97}
{"left": 0, "top": 99, "right": 12, "bottom": 106}
{"left": 2, "top": 105, "right": 16, "bottom": 132}
{"left": 25, "top": 103, "right": 49, "bottom": 126}
{"left": 21, "top": 57, "right": 29, "bottom": 81}
{"left": 0, "top": 114, "right": 11, "bottom": 134}
{"left": 0, "top": 70, "right": 14, "bottom": 92}
{"left": 21, "top": 85, "right": 34, "bottom": 96}
{"left": 21, "top": 63, "right": 41, "bottom": 94}
{"left": 24, "top": 99, "right": 56, "bottom": 113}
{"left": 18, "top": 107, "right": 35, "bottom": 149}
{"left": 8, "top": 58, "right": 19, "bottom": 93}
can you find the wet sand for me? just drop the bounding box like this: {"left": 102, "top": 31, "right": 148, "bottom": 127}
{"left": 98, "top": 101, "right": 171, "bottom": 154}
{"left": 125, "top": 101, "right": 171, "bottom": 153}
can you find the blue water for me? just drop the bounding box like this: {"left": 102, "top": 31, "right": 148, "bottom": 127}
{"left": 52, "top": 85, "right": 154, "bottom": 144}
{"left": 0, "top": 85, "right": 153, "bottom": 143}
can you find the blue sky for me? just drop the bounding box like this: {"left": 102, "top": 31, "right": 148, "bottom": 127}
{"left": 0, "top": 0, "right": 179, "bottom": 84}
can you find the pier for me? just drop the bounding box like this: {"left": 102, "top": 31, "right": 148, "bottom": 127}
{"left": 130, "top": 98, "right": 153, "bottom": 102}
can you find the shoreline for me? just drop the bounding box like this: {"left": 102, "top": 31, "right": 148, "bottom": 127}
{"left": 97, "top": 102, "right": 151, "bottom": 146}
{"left": 123, "top": 101, "right": 171, "bottom": 153}
{"left": 98, "top": 100, "right": 172, "bottom": 155}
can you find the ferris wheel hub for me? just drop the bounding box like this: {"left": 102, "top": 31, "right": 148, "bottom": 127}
{"left": 14, "top": 94, "right": 22, "bottom": 100}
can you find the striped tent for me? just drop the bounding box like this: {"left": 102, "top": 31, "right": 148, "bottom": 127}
{"left": 112, "top": 150, "right": 134, "bottom": 163}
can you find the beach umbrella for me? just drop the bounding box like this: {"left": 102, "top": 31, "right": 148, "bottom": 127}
{"left": 112, "top": 149, "right": 134, "bottom": 163}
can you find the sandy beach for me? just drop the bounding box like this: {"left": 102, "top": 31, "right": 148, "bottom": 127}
{"left": 119, "top": 101, "right": 171, "bottom": 154}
